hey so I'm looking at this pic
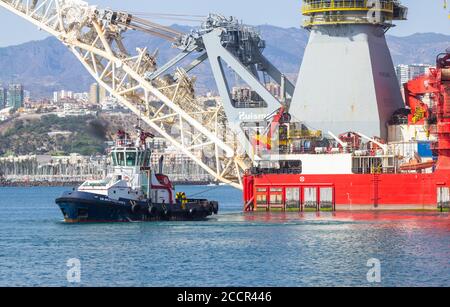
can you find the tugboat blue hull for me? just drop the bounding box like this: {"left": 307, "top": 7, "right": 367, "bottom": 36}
{"left": 56, "top": 191, "right": 218, "bottom": 223}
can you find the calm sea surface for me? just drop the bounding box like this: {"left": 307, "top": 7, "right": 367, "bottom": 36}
{"left": 0, "top": 186, "right": 449, "bottom": 287}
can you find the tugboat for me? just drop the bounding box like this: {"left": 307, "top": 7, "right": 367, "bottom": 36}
{"left": 56, "top": 129, "right": 219, "bottom": 223}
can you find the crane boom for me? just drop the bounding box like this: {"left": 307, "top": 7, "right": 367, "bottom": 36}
{"left": 0, "top": 0, "right": 294, "bottom": 189}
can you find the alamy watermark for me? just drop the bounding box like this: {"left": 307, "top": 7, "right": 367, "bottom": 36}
{"left": 366, "top": 258, "right": 381, "bottom": 283}
{"left": 367, "top": 0, "right": 383, "bottom": 24}
{"left": 66, "top": 258, "right": 81, "bottom": 283}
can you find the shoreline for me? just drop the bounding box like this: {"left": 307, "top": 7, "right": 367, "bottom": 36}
{"left": 0, "top": 180, "right": 215, "bottom": 188}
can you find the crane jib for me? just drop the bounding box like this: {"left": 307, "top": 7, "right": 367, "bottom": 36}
{"left": 0, "top": 0, "right": 295, "bottom": 189}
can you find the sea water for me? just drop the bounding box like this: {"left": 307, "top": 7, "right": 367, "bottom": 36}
{"left": 0, "top": 186, "right": 448, "bottom": 286}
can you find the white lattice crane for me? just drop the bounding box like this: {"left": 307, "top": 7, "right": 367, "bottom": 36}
{"left": 0, "top": 0, "right": 291, "bottom": 189}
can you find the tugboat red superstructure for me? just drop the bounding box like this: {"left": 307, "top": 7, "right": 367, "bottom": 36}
{"left": 56, "top": 129, "right": 218, "bottom": 223}
{"left": 243, "top": 52, "right": 450, "bottom": 212}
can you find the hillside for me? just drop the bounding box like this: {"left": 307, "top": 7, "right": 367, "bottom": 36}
{"left": 0, "top": 114, "right": 106, "bottom": 156}
{"left": 0, "top": 24, "right": 449, "bottom": 97}
{"left": 0, "top": 112, "right": 145, "bottom": 156}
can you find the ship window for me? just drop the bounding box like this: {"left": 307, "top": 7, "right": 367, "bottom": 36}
{"left": 286, "top": 188, "right": 300, "bottom": 209}
{"left": 270, "top": 194, "right": 283, "bottom": 205}
{"left": 112, "top": 153, "right": 118, "bottom": 166}
{"left": 147, "top": 151, "right": 151, "bottom": 165}
{"left": 117, "top": 152, "right": 125, "bottom": 166}
{"left": 138, "top": 152, "right": 145, "bottom": 166}
{"left": 320, "top": 187, "right": 334, "bottom": 209}
{"left": 270, "top": 188, "right": 283, "bottom": 205}
{"left": 256, "top": 187, "right": 267, "bottom": 205}
{"left": 141, "top": 151, "right": 149, "bottom": 166}
{"left": 141, "top": 151, "right": 148, "bottom": 166}
{"left": 256, "top": 194, "right": 267, "bottom": 205}
{"left": 304, "top": 187, "right": 318, "bottom": 209}
{"left": 136, "top": 152, "right": 141, "bottom": 166}
{"left": 126, "top": 152, "right": 136, "bottom": 166}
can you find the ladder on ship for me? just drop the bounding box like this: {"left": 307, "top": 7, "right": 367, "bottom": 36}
{"left": 372, "top": 174, "right": 381, "bottom": 209}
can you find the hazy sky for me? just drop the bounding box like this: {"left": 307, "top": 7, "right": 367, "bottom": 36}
{"left": 0, "top": 0, "right": 449, "bottom": 47}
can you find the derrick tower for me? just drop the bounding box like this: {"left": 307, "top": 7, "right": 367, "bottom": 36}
{"left": 291, "top": 0, "right": 408, "bottom": 139}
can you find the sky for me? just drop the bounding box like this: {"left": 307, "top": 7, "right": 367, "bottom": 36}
{"left": 0, "top": 0, "right": 449, "bottom": 47}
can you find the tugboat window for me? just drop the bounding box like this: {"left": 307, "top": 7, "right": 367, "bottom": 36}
{"left": 126, "top": 152, "right": 136, "bottom": 166}
{"left": 144, "top": 151, "right": 151, "bottom": 166}
{"left": 136, "top": 152, "right": 142, "bottom": 166}
{"left": 112, "top": 153, "right": 118, "bottom": 166}
{"left": 140, "top": 152, "right": 145, "bottom": 166}
{"left": 117, "top": 152, "right": 125, "bottom": 166}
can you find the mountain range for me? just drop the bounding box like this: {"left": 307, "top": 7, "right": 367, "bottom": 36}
{"left": 0, "top": 24, "right": 449, "bottom": 97}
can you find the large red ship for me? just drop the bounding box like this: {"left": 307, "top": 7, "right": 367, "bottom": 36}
{"left": 243, "top": 52, "right": 450, "bottom": 212}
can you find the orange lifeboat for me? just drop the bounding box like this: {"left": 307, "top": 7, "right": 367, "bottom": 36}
{"left": 400, "top": 160, "right": 436, "bottom": 171}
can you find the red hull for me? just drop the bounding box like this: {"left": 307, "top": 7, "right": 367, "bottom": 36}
{"left": 243, "top": 52, "right": 450, "bottom": 212}
{"left": 243, "top": 170, "right": 450, "bottom": 211}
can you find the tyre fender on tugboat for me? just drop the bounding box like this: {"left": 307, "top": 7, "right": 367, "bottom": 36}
{"left": 189, "top": 208, "right": 197, "bottom": 216}
{"left": 162, "top": 204, "right": 171, "bottom": 217}
{"left": 212, "top": 201, "right": 219, "bottom": 215}
{"left": 148, "top": 205, "right": 157, "bottom": 215}
{"left": 131, "top": 202, "right": 140, "bottom": 214}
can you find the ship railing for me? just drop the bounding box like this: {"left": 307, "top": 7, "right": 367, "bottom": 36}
{"left": 80, "top": 177, "right": 113, "bottom": 187}
{"left": 258, "top": 146, "right": 394, "bottom": 156}
{"left": 302, "top": 0, "right": 394, "bottom": 14}
{"left": 114, "top": 139, "right": 135, "bottom": 147}
{"left": 288, "top": 129, "right": 323, "bottom": 139}
{"left": 351, "top": 167, "right": 397, "bottom": 174}
{"left": 249, "top": 167, "right": 303, "bottom": 175}
{"left": 352, "top": 154, "right": 399, "bottom": 174}
{"left": 303, "top": 14, "right": 394, "bottom": 27}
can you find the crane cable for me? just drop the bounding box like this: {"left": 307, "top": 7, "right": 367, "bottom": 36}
{"left": 188, "top": 185, "right": 223, "bottom": 198}
{"left": 105, "top": 9, "right": 204, "bottom": 41}
{"left": 114, "top": 15, "right": 184, "bottom": 42}
{"left": 129, "top": 12, "right": 206, "bottom": 23}
{"left": 130, "top": 12, "right": 206, "bottom": 18}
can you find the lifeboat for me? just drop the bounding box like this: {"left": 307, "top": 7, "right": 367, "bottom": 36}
{"left": 399, "top": 160, "right": 435, "bottom": 172}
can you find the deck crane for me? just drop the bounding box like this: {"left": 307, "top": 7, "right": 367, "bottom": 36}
{"left": 0, "top": 0, "right": 294, "bottom": 189}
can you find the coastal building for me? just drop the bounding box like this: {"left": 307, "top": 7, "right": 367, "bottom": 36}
{"left": 73, "top": 92, "right": 89, "bottom": 102}
{"left": 54, "top": 90, "right": 87, "bottom": 103}
{"left": 89, "top": 83, "right": 107, "bottom": 104}
{"left": 99, "top": 86, "right": 107, "bottom": 104}
{"left": 100, "top": 96, "right": 127, "bottom": 112}
{"left": 396, "top": 64, "right": 433, "bottom": 86}
{"left": 6, "top": 84, "right": 24, "bottom": 109}
{"left": 151, "top": 138, "right": 213, "bottom": 183}
{"left": 57, "top": 103, "right": 97, "bottom": 118}
{"left": 396, "top": 64, "right": 410, "bottom": 87}
{"left": 409, "top": 64, "right": 433, "bottom": 80}
{"left": 89, "top": 83, "right": 99, "bottom": 104}
{"left": 0, "top": 154, "right": 107, "bottom": 183}
{"left": 0, "top": 85, "right": 6, "bottom": 109}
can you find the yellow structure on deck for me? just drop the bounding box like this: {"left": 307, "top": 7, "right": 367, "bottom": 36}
{"left": 446, "top": 0, "right": 450, "bottom": 19}
{"left": 302, "top": 0, "right": 407, "bottom": 28}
